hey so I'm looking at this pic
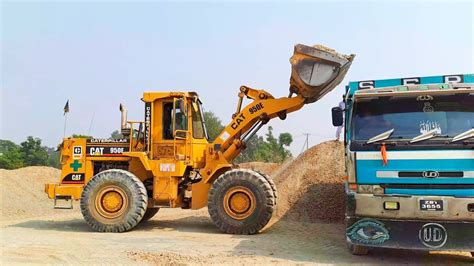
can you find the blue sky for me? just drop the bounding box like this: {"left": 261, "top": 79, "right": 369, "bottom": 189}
{"left": 1, "top": 1, "right": 473, "bottom": 155}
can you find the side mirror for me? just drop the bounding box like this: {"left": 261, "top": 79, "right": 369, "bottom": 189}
{"left": 332, "top": 107, "right": 343, "bottom": 126}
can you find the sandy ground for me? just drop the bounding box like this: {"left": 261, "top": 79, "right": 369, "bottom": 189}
{"left": 1, "top": 206, "right": 473, "bottom": 265}
{"left": 1, "top": 146, "right": 473, "bottom": 264}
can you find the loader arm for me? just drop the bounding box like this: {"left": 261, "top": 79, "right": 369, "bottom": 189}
{"left": 197, "top": 86, "right": 305, "bottom": 183}
{"left": 191, "top": 43, "right": 354, "bottom": 209}
{"left": 198, "top": 44, "right": 355, "bottom": 183}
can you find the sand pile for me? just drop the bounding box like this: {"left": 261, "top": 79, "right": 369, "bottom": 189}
{"left": 273, "top": 140, "right": 345, "bottom": 223}
{"left": 238, "top": 162, "right": 280, "bottom": 176}
{"left": 238, "top": 141, "right": 346, "bottom": 223}
{"left": 0, "top": 166, "right": 73, "bottom": 221}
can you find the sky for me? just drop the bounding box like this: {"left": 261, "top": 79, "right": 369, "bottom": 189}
{"left": 1, "top": 1, "right": 473, "bottom": 156}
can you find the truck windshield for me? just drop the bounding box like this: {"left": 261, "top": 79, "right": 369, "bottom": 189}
{"left": 352, "top": 93, "right": 474, "bottom": 141}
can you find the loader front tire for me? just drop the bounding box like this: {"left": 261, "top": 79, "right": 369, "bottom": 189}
{"left": 140, "top": 208, "right": 160, "bottom": 223}
{"left": 208, "top": 169, "right": 275, "bottom": 235}
{"left": 80, "top": 169, "right": 148, "bottom": 233}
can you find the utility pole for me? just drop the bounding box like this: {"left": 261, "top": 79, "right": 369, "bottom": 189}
{"left": 300, "top": 133, "right": 310, "bottom": 154}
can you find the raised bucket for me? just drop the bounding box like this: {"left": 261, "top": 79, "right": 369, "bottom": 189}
{"left": 289, "top": 44, "right": 355, "bottom": 103}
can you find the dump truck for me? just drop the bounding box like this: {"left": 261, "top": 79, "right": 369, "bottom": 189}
{"left": 332, "top": 74, "right": 474, "bottom": 255}
{"left": 45, "top": 44, "right": 354, "bottom": 233}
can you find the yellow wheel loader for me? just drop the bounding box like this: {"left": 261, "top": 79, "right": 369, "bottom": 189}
{"left": 45, "top": 44, "right": 354, "bottom": 233}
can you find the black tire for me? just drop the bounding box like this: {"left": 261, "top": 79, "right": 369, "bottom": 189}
{"left": 208, "top": 169, "right": 275, "bottom": 235}
{"left": 80, "top": 169, "right": 148, "bottom": 232}
{"left": 471, "top": 252, "right": 473, "bottom": 257}
{"left": 140, "top": 208, "right": 160, "bottom": 223}
{"left": 255, "top": 171, "right": 277, "bottom": 206}
{"left": 347, "top": 242, "right": 369, "bottom": 255}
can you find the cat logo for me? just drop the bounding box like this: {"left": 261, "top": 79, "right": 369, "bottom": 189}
{"left": 89, "top": 147, "right": 104, "bottom": 156}
{"left": 73, "top": 146, "right": 83, "bottom": 159}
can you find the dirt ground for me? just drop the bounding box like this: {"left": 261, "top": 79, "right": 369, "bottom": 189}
{"left": 1, "top": 208, "right": 472, "bottom": 265}
{"left": 1, "top": 143, "right": 473, "bottom": 264}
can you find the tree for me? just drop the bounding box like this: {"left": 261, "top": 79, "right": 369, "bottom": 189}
{"left": 0, "top": 140, "right": 23, "bottom": 169}
{"left": 110, "top": 130, "right": 123, "bottom": 139}
{"left": 202, "top": 110, "right": 293, "bottom": 163}
{"left": 235, "top": 127, "right": 293, "bottom": 163}
{"left": 45, "top": 146, "right": 61, "bottom": 169}
{"left": 72, "top": 134, "right": 93, "bottom": 139}
{"left": 19, "top": 136, "right": 49, "bottom": 166}
{"left": 234, "top": 134, "right": 265, "bottom": 163}
{"left": 203, "top": 111, "right": 225, "bottom": 141}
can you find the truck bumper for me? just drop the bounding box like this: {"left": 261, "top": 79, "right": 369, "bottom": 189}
{"left": 346, "top": 193, "right": 474, "bottom": 251}
{"left": 45, "top": 183, "right": 83, "bottom": 200}
{"left": 346, "top": 217, "right": 474, "bottom": 251}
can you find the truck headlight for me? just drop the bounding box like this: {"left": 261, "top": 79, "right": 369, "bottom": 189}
{"left": 373, "top": 185, "right": 385, "bottom": 195}
{"left": 358, "top": 185, "right": 373, "bottom": 194}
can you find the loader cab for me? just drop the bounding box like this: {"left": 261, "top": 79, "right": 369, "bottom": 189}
{"left": 141, "top": 92, "right": 209, "bottom": 168}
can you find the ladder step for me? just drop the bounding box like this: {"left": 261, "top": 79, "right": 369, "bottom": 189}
{"left": 54, "top": 195, "right": 73, "bottom": 209}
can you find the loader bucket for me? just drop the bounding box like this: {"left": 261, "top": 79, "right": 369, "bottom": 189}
{"left": 290, "top": 44, "right": 355, "bottom": 103}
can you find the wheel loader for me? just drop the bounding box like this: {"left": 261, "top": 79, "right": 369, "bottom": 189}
{"left": 45, "top": 44, "right": 354, "bottom": 233}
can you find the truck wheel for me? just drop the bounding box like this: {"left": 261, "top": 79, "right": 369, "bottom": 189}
{"left": 80, "top": 169, "right": 147, "bottom": 232}
{"left": 347, "top": 242, "right": 369, "bottom": 255}
{"left": 140, "top": 208, "right": 160, "bottom": 223}
{"left": 208, "top": 169, "right": 275, "bottom": 235}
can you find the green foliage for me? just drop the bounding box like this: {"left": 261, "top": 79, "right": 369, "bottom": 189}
{"left": 110, "top": 130, "right": 123, "bottom": 139}
{"left": 71, "top": 134, "right": 93, "bottom": 139}
{"left": 202, "top": 111, "right": 293, "bottom": 163}
{"left": 45, "top": 146, "right": 61, "bottom": 169}
{"left": 19, "top": 136, "right": 49, "bottom": 166}
{"left": 250, "top": 126, "right": 293, "bottom": 163}
{"left": 203, "top": 111, "right": 225, "bottom": 141}
{"left": 0, "top": 140, "right": 24, "bottom": 169}
{"left": 0, "top": 137, "right": 62, "bottom": 169}
{"left": 235, "top": 127, "right": 293, "bottom": 163}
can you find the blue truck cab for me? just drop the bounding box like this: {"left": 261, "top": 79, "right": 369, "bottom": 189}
{"left": 334, "top": 74, "right": 474, "bottom": 255}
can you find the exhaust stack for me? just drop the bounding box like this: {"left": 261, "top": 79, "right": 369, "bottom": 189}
{"left": 119, "top": 104, "right": 130, "bottom": 137}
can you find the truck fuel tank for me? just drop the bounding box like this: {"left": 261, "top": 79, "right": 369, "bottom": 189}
{"left": 290, "top": 44, "right": 355, "bottom": 103}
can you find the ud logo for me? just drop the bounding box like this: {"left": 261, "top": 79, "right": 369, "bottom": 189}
{"left": 419, "top": 223, "right": 447, "bottom": 248}
{"left": 422, "top": 171, "right": 439, "bottom": 178}
{"left": 416, "top": 95, "right": 434, "bottom": 101}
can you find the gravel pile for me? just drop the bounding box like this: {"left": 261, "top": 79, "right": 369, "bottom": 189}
{"left": 238, "top": 141, "right": 346, "bottom": 223}
{"left": 273, "top": 140, "right": 346, "bottom": 223}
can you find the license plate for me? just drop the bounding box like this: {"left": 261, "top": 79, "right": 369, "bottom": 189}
{"left": 420, "top": 200, "right": 443, "bottom": 211}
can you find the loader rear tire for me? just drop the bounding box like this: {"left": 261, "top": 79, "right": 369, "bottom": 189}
{"left": 140, "top": 208, "right": 160, "bottom": 223}
{"left": 208, "top": 169, "right": 275, "bottom": 235}
{"left": 80, "top": 169, "right": 147, "bottom": 233}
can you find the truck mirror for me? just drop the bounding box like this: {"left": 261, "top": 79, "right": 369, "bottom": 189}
{"left": 332, "top": 107, "right": 343, "bottom": 126}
